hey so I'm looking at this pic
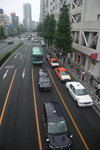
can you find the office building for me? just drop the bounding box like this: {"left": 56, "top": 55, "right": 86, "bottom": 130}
{"left": 11, "top": 12, "right": 19, "bottom": 28}
{"left": 40, "top": 0, "right": 100, "bottom": 78}
{"left": 23, "top": 3, "right": 32, "bottom": 31}
{"left": 0, "top": 9, "right": 10, "bottom": 26}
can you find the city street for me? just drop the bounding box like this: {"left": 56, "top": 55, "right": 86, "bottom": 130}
{"left": 0, "top": 39, "right": 100, "bottom": 150}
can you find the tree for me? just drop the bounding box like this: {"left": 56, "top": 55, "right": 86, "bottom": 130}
{"left": 37, "top": 23, "right": 43, "bottom": 37}
{"left": 42, "top": 14, "right": 50, "bottom": 47}
{"left": 55, "top": 1, "right": 73, "bottom": 66}
{"left": 37, "top": 14, "right": 56, "bottom": 51}
{"left": 48, "top": 14, "right": 56, "bottom": 51}
{"left": 0, "top": 27, "right": 5, "bottom": 40}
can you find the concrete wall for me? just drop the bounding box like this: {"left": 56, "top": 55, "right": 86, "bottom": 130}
{"left": 83, "top": 0, "right": 100, "bottom": 22}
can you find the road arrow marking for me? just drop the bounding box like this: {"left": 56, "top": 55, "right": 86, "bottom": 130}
{"left": 5, "top": 66, "right": 10, "bottom": 69}
{"left": 20, "top": 54, "right": 23, "bottom": 59}
{"left": 3, "top": 69, "right": 9, "bottom": 79}
{"left": 22, "top": 69, "right": 25, "bottom": 79}
{"left": 10, "top": 66, "right": 14, "bottom": 69}
{"left": 14, "top": 55, "right": 17, "bottom": 59}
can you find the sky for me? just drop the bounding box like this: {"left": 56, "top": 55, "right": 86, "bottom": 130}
{"left": 0, "top": 0, "right": 40, "bottom": 23}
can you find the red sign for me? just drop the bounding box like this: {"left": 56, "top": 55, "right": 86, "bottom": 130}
{"left": 91, "top": 54, "right": 97, "bottom": 59}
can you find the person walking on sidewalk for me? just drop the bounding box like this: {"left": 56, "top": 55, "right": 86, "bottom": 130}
{"left": 90, "top": 75, "right": 94, "bottom": 86}
{"left": 95, "top": 83, "right": 100, "bottom": 97}
{"left": 76, "top": 68, "right": 80, "bottom": 75}
{"left": 81, "top": 70, "right": 85, "bottom": 81}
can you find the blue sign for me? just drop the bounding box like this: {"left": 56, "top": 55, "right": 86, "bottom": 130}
{"left": 5, "top": 24, "right": 13, "bottom": 28}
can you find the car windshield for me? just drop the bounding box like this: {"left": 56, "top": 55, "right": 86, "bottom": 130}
{"left": 75, "top": 89, "right": 88, "bottom": 96}
{"left": 48, "top": 121, "right": 68, "bottom": 134}
{"left": 60, "top": 71, "right": 68, "bottom": 75}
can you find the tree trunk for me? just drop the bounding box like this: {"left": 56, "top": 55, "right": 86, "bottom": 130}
{"left": 63, "top": 52, "right": 65, "bottom": 67}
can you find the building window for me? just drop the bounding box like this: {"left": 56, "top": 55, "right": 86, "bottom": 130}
{"left": 71, "top": 13, "right": 81, "bottom": 23}
{"left": 81, "top": 32, "right": 98, "bottom": 50}
{"left": 72, "top": 0, "right": 83, "bottom": 9}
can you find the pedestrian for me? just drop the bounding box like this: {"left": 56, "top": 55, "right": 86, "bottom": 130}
{"left": 95, "top": 83, "right": 100, "bottom": 96}
{"left": 59, "top": 52, "right": 62, "bottom": 59}
{"left": 81, "top": 70, "right": 85, "bottom": 81}
{"left": 67, "top": 57, "right": 71, "bottom": 64}
{"left": 90, "top": 75, "right": 94, "bottom": 85}
{"left": 76, "top": 68, "right": 80, "bottom": 76}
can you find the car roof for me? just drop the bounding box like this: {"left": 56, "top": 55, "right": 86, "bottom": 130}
{"left": 69, "top": 82, "right": 85, "bottom": 89}
{"left": 55, "top": 67, "right": 67, "bottom": 71}
{"left": 44, "top": 102, "right": 65, "bottom": 122}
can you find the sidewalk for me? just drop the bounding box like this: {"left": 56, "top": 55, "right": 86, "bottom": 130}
{"left": 52, "top": 51, "right": 100, "bottom": 116}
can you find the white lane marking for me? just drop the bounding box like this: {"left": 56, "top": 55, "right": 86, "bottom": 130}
{"left": 22, "top": 69, "right": 25, "bottom": 79}
{"left": 3, "top": 69, "right": 9, "bottom": 79}
{"left": 20, "top": 54, "right": 23, "bottom": 59}
{"left": 5, "top": 65, "right": 14, "bottom": 69}
{"left": 0, "top": 43, "right": 24, "bottom": 71}
{"left": 14, "top": 55, "right": 17, "bottom": 59}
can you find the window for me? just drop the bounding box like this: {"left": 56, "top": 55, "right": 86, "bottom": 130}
{"left": 48, "top": 121, "right": 68, "bottom": 134}
{"left": 72, "top": 0, "right": 83, "bottom": 9}
{"left": 81, "top": 31, "right": 98, "bottom": 49}
{"left": 75, "top": 89, "right": 88, "bottom": 96}
{"left": 69, "top": 84, "right": 73, "bottom": 89}
{"left": 72, "top": 13, "right": 81, "bottom": 23}
{"left": 72, "top": 87, "right": 75, "bottom": 94}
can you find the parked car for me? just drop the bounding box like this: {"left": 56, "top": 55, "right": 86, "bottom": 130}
{"left": 38, "top": 68, "right": 52, "bottom": 91}
{"left": 54, "top": 67, "right": 71, "bottom": 82}
{"left": 65, "top": 81, "right": 93, "bottom": 107}
{"left": 42, "top": 101, "right": 73, "bottom": 149}
{"left": 46, "top": 53, "right": 52, "bottom": 61}
{"left": 48, "top": 58, "right": 59, "bottom": 68}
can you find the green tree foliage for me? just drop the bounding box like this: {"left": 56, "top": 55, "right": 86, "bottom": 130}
{"left": 55, "top": 1, "right": 73, "bottom": 65}
{"left": 42, "top": 14, "right": 50, "bottom": 45}
{"left": 48, "top": 14, "right": 56, "bottom": 51}
{"left": 37, "top": 23, "right": 43, "bottom": 37}
{"left": 37, "top": 14, "right": 56, "bottom": 51}
{"left": 0, "top": 27, "right": 5, "bottom": 40}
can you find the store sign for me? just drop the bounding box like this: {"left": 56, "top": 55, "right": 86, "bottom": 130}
{"left": 91, "top": 53, "right": 97, "bottom": 59}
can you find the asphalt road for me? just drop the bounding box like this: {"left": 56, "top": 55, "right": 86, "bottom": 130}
{"left": 0, "top": 37, "right": 21, "bottom": 56}
{"left": 0, "top": 39, "right": 100, "bottom": 150}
